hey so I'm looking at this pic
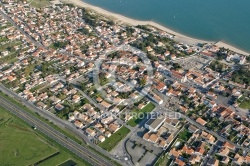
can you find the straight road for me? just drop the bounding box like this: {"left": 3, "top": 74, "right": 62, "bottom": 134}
{"left": 0, "top": 95, "right": 113, "bottom": 166}
{"left": 0, "top": 84, "right": 118, "bottom": 164}
{"left": 0, "top": 9, "right": 45, "bottom": 49}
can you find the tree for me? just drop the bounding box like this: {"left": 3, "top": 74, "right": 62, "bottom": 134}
{"left": 139, "top": 78, "right": 147, "bottom": 86}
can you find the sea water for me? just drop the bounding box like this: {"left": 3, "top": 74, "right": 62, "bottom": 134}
{"left": 82, "top": 0, "right": 250, "bottom": 53}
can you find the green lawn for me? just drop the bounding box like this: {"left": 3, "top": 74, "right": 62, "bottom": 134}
{"left": 0, "top": 92, "right": 83, "bottom": 144}
{"left": 0, "top": 92, "right": 121, "bottom": 165}
{"left": 38, "top": 155, "right": 79, "bottom": 166}
{"left": 0, "top": 107, "right": 89, "bottom": 166}
{"left": 0, "top": 107, "right": 58, "bottom": 165}
{"left": 239, "top": 99, "right": 250, "bottom": 109}
{"left": 127, "top": 102, "right": 155, "bottom": 127}
{"left": 99, "top": 126, "right": 130, "bottom": 151}
{"left": 178, "top": 129, "right": 192, "bottom": 141}
{"left": 154, "top": 154, "right": 173, "bottom": 166}
{"left": 28, "top": 0, "right": 51, "bottom": 8}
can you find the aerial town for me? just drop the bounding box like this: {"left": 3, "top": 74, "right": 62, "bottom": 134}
{"left": 0, "top": 0, "right": 249, "bottom": 166}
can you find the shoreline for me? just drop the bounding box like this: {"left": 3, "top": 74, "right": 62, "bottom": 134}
{"left": 60, "top": 0, "right": 249, "bottom": 55}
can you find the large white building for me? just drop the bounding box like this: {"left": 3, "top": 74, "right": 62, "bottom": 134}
{"left": 145, "top": 115, "right": 166, "bottom": 132}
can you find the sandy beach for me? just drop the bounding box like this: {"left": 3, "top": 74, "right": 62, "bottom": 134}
{"left": 61, "top": 0, "right": 249, "bottom": 55}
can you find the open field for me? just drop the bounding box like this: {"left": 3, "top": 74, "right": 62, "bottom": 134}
{"left": 127, "top": 102, "right": 155, "bottom": 127}
{"left": 239, "top": 99, "right": 250, "bottom": 109}
{"left": 0, "top": 92, "right": 120, "bottom": 165}
{"left": 0, "top": 107, "right": 58, "bottom": 165}
{"left": 0, "top": 107, "right": 89, "bottom": 166}
{"left": 0, "top": 92, "right": 84, "bottom": 144}
{"left": 99, "top": 126, "right": 130, "bottom": 151}
{"left": 27, "top": 0, "right": 51, "bottom": 8}
{"left": 38, "top": 154, "right": 78, "bottom": 166}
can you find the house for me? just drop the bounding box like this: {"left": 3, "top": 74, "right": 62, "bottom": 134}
{"left": 182, "top": 145, "right": 194, "bottom": 155}
{"left": 49, "top": 96, "right": 61, "bottom": 104}
{"left": 113, "top": 97, "right": 123, "bottom": 104}
{"left": 138, "top": 103, "right": 145, "bottom": 109}
{"left": 190, "top": 155, "right": 201, "bottom": 165}
{"left": 28, "top": 96, "right": 37, "bottom": 103}
{"left": 37, "top": 93, "right": 48, "bottom": 101}
{"left": 96, "top": 97, "right": 103, "bottom": 103}
{"left": 124, "top": 114, "right": 132, "bottom": 122}
{"left": 154, "top": 81, "right": 167, "bottom": 92}
{"left": 223, "top": 141, "right": 235, "bottom": 150}
{"left": 78, "top": 114, "right": 89, "bottom": 121}
{"left": 207, "top": 91, "right": 217, "bottom": 99}
{"left": 101, "top": 116, "right": 113, "bottom": 124}
{"left": 174, "top": 158, "right": 185, "bottom": 166}
{"left": 111, "top": 91, "right": 119, "bottom": 97}
{"left": 55, "top": 103, "right": 64, "bottom": 111}
{"left": 196, "top": 117, "right": 207, "bottom": 126}
{"left": 104, "top": 131, "right": 111, "bottom": 138}
{"left": 245, "top": 155, "right": 250, "bottom": 164}
{"left": 7, "top": 75, "right": 16, "bottom": 82}
{"left": 36, "top": 102, "right": 47, "bottom": 110}
{"left": 98, "top": 135, "right": 105, "bottom": 142}
{"left": 151, "top": 93, "right": 163, "bottom": 104}
{"left": 170, "top": 54, "right": 176, "bottom": 60}
{"left": 200, "top": 131, "right": 215, "bottom": 144}
{"left": 86, "top": 128, "right": 96, "bottom": 137}
{"left": 195, "top": 142, "right": 206, "bottom": 155}
{"left": 74, "top": 120, "right": 84, "bottom": 129}
{"left": 148, "top": 134, "right": 159, "bottom": 143}
{"left": 170, "top": 70, "right": 187, "bottom": 82}
{"left": 188, "top": 125, "right": 198, "bottom": 133}
{"left": 166, "top": 134, "right": 174, "bottom": 144}
{"left": 208, "top": 101, "right": 217, "bottom": 108}
{"left": 179, "top": 105, "right": 188, "bottom": 113}
{"left": 108, "top": 123, "right": 120, "bottom": 133}
{"left": 165, "top": 118, "right": 180, "bottom": 127}
{"left": 217, "top": 147, "right": 230, "bottom": 156}
{"left": 100, "top": 101, "right": 111, "bottom": 109}
{"left": 146, "top": 46, "right": 153, "bottom": 52}
{"left": 221, "top": 156, "right": 230, "bottom": 165}
{"left": 207, "top": 158, "right": 219, "bottom": 166}
{"left": 169, "top": 148, "right": 181, "bottom": 158}
{"left": 72, "top": 95, "right": 80, "bottom": 103}
{"left": 234, "top": 153, "right": 244, "bottom": 165}
{"left": 164, "top": 51, "right": 170, "bottom": 56}
{"left": 158, "top": 138, "right": 167, "bottom": 148}
{"left": 166, "top": 89, "right": 181, "bottom": 96}
{"left": 143, "top": 132, "right": 150, "bottom": 141}
{"left": 99, "top": 128, "right": 105, "bottom": 133}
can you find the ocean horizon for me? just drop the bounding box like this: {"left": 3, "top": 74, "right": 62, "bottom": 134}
{"left": 82, "top": 0, "right": 250, "bottom": 53}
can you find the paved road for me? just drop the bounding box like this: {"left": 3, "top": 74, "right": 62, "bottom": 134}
{"left": 0, "top": 84, "right": 119, "bottom": 165}
{"left": 0, "top": 9, "right": 123, "bottom": 164}
{"left": 2, "top": 3, "right": 249, "bottom": 163}
{"left": 0, "top": 95, "right": 113, "bottom": 166}
{"left": 201, "top": 141, "right": 221, "bottom": 166}
{"left": 0, "top": 8, "right": 87, "bottom": 63}
{"left": 0, "top": 9, "right": 45, "bottom": 49}
{"left": 183, "top": 114, "right": 250, "bottom": 153}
